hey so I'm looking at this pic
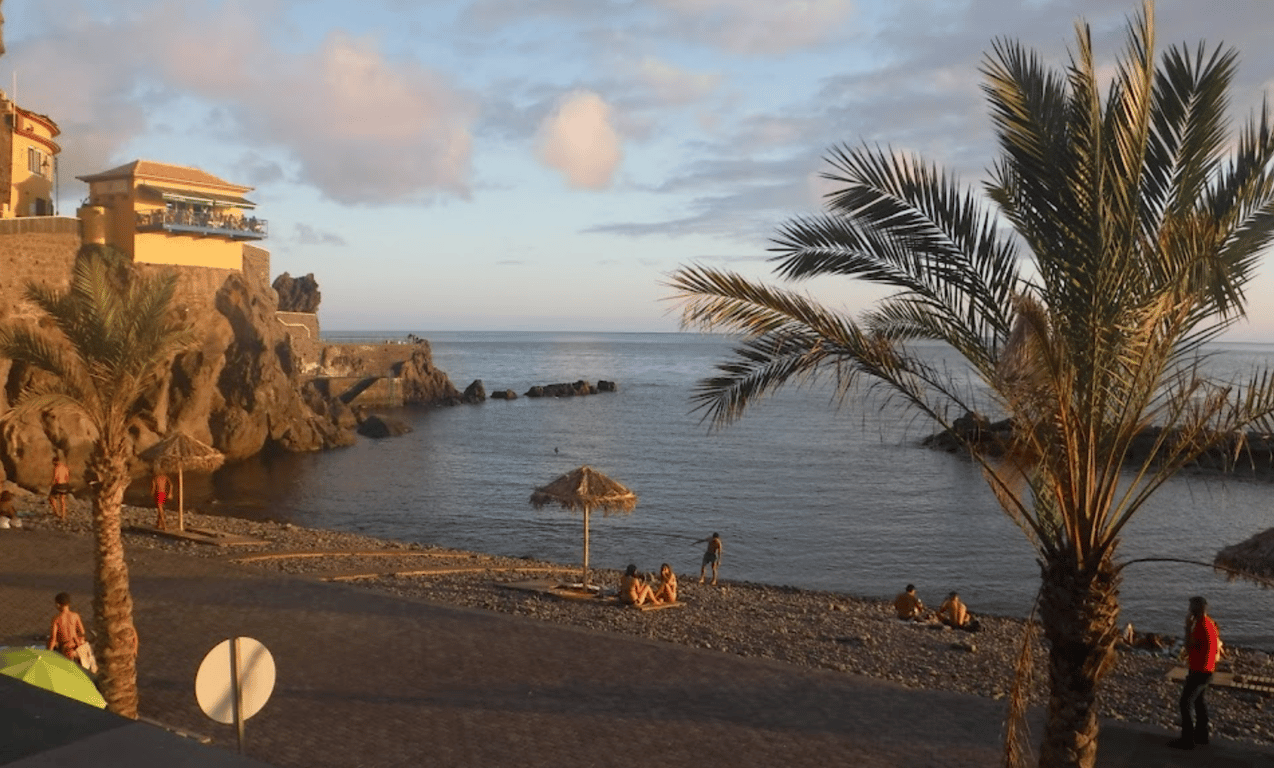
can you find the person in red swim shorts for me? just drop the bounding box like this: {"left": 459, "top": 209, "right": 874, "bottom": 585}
{"left": 151, "top": 472, "right": 172, "bottom": 531}
{"left": 1168, "top": 595, "right": 1220, "bottom": 750}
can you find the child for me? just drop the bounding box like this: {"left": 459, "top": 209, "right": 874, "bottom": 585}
{"left": 48, "top": 592, "right": 88, "bottom": 662}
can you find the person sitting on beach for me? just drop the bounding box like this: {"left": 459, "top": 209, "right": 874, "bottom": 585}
{"left": 653, "top": 563, "right": 677, "bottom": 604}
{"left": 937, "top": 591, "right": 971, "bottom": 628}
{"left": 620, "top": 564, "right": 660, "bottom": 606}
{"left": 48, "top": 592, "right": 88, "bottom": 662}
{"left": 0, "top": 490, "right": 21, "bottom": 529}
{"left": 894, "top": 584, "right": 925, "bottom": 620}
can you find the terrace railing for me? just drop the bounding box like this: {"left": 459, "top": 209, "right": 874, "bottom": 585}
{"left": 136, "top": 209, "right": 268, "bottom": 240}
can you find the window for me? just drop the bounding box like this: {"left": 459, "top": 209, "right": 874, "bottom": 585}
{"left": 27, "top": 147, "right": 48, "bottom": 178}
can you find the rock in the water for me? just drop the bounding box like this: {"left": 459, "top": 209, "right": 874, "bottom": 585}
{"left": 462, "top": 379, "right": 486, "bottom": 404}
{"left": 357, "top": 414, "right": 413, "bottom": 439}
{"left": 399, "top": 348, "right": 462, "bottom": 405}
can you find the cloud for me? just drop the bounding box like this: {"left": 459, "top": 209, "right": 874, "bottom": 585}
{"left": 536, "top": 90, "right": 623, "bottom": 190}
{"left": 654, "top": 0, "right": 857, "bottom": 55}
{"left": 633, "top": 57, "right": 721, "bottom": 106}
{"left": 240, "top": 32, "right": 476, "bottom": 204}
{"left": 293, "top": 223, "right": 347, "bottom": 246}
{"left": 5, "top": 1, "right": 476, "bottom": 206}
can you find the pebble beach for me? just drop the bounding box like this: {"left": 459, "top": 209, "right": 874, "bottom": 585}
{"left": 8, "top": 488, "right": 1274, "bottom": 749}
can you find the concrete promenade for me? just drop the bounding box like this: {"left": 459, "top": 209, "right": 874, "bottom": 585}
{"left": 2, "top": 528, "right": 1271, "bottom": 767}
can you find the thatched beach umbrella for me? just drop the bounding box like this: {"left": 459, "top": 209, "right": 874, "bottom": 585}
{"left": 140, "top": 431, "right": 225, "bottom": 532}
{"left": 529, "top": 466, "right": 637, "bottom": 589}
{"left": 1215, "top": 527, "right": 1274, "bottom": 583}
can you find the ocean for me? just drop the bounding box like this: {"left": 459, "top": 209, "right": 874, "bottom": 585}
{"left": 176, "top": 332, "right": 1274, "bottom": 649}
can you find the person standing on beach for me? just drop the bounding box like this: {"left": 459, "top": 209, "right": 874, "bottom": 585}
{"left": 1169, "top": 596, "right": 1220, "bottom": 750}
{"left": 696, "top": 532, "right": 723, "bottom": 585}
{"left": 47, "top": 456, "right": 71, "bottom": 520}
{"left": 151, "top": 472, "right": 172, "bottom": 531}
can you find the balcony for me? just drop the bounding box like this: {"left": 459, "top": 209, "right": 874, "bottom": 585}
{"left": 135, "top": 209, "right": 267, "bottom": 240}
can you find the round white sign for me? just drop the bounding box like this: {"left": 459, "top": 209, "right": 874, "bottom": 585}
{"left": 194, "top": 637, "right": 276, "bottom": 725}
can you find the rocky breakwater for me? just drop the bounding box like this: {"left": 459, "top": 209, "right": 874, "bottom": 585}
{"left": 519, "top": 379, "right": 617, "bottom": 398}
{"left": 924, "top": 410, "right": 1274, "bottom": 475}
{"left": 0, "top": 262, "right": 463, "bottom": 492}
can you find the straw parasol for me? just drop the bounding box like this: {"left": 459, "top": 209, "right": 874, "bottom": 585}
{"left": 140, "top": 431, "right": 225, "bottom": 532}
{"left": 1215, "top": 526, "right": 1274, "bottom": 583}
{"left": 529, "top": 466, "right": 637, "bottom": 589}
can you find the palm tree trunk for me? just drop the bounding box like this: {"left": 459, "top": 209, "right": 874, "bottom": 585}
{"left": 87, "top": 442, "right": 140, "bottom": 718}
{"left": 1036, "top": 551, "right": 1122, "bottom": 768}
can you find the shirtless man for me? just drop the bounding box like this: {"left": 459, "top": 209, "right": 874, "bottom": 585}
{"left": 696, "top": 532, "right": 723, "bottom": 585}
{"left": 894, "top": 584, "right": 925, "bottom": 620}
{"left": 152, "top": 472, "right": 173, "bottom": 530}
{"left": 937, "top": 591, "right": 970, "bottom": 628}
{"left": 47, "top": 456, "right": 71, "bottom": 520}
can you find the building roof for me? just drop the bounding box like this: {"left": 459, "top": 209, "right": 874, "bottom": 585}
{"left": 138, "top": 184, "right": 256, "bottom": 209}
{"left": 77, "top": 160, "right": 252, "bottom": 193}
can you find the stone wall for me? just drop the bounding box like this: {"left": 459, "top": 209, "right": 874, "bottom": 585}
{"left": 243, "top": 244, "right": 271, "bottom": 292}
{"left": 277, "top": 311, "right": 321, "bottom": 371}
{"left": 0, "top": 217, "right": 80, "bottom": 323}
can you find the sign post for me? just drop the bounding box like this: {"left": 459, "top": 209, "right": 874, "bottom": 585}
{"left": 195, "top": 637, "right": 275, "bottom": 754}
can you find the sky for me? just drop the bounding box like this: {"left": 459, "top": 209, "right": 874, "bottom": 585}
{"left": 5, "top": 0, "right": 1274, "bottom": 337}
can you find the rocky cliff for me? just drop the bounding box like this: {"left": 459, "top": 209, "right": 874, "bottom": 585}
{"left": 0, "top": 259, "right": 460, "bottom": 492}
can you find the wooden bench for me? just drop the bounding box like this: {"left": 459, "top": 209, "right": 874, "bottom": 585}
{"left": 1166, "top": 667, "right": 1274, "bottom": 694}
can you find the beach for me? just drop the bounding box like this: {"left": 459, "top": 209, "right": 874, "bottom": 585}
{"left": 3, "top": 490, "right": 1273, "bottom": 767}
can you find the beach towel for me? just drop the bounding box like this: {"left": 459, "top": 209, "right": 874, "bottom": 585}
{"left": 76, "top": 642, "right": 98, "bottom": 675}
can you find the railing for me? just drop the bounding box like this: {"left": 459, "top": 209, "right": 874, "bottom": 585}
{"left": 136, "top": 210, "right": 268, "bottom": 239}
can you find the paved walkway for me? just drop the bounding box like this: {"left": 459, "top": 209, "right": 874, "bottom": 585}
{"left": 2, "top": 528, "right": 1271, "bottom": 767}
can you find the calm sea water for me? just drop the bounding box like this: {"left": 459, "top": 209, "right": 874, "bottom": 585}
{"left": 179, "top": 332, "right": 1274, "bottom": 648}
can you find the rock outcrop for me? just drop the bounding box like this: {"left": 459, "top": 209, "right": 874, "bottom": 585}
{"left": 462, "top": 380, "right": 486, "bottom": 404}
{"left": 357, "top": 414, "right": 413, "bottom": 439}
{"left": 272, "top": 272, "right": 321, "bottom": 313}
{"left": 398, "top": 347, "right": 462, "bottom": 405}
{"left": 525, "top": 380, "right": 602, "bottom": 398}
{"left": 0, "top": 263, "right": 364, "bottom": 491}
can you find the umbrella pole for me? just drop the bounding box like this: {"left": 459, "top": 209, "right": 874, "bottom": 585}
{"left": 178, "top": 467, "right": 185, "bottom": 532}
{"left": 582, "top": 507, "right": 590, "bottom": 589}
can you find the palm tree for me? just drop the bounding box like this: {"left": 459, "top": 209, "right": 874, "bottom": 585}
{"left": 0, "top": 246, "right": 192, "bottom": 717}
{"left": 670, "top": 5, "right": 1274, "bottom": 767}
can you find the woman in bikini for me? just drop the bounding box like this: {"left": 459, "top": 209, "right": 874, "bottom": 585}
{"left": 653, "top": 563, "right": 677, "bottom": 604}
{"left": 620, "top": 564, "right": 660, "bottom": 606}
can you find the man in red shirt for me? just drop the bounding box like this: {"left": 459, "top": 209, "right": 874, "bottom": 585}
{"left": 1169, "top": 596, "right": 1219, "bottom": 750}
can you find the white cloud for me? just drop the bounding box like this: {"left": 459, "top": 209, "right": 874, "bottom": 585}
{"left": 294, "top": 223, "right": 347, "bottom": 246}
{"left": 655, "top": 0, "right": 857, "bottom": 55}
{"left": 4, "top": 1, "right": 476, "bottom": 205}
{"left": 536, "top": 90, "right": 622, "bottom": 190}
{"left": 242, "top": 32, "right": 477, "bottom": 204}
{"left": 634, "top": 57, "right": 721, "bottom": 106}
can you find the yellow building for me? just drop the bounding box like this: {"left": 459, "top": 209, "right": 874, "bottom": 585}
{"left": 0, "top": 90, "right": 60, "bottom": 218}
{"left": 76, "top": 160, "right": 266, "bottom": 270}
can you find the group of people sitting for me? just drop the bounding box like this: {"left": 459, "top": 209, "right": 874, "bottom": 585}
{"left": 893, "top": 584, "right": 981, "bottom": 632}
{"left": 620, "top": 563, "right": 678, "bottom": 606}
